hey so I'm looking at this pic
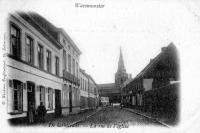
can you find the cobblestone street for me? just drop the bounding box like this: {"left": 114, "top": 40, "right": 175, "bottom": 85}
{"left": 30, "top": 107, "right": 163, "bottom": 128}
{"left": 35, "top": 109, "right": 99, "bottom": 127}
{"left": 73, "top": 107, "right": 163, "bottom": 128}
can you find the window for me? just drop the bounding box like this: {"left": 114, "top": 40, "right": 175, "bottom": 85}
{"left": 39, "top": 86, "right": 45, "bottom": 105}
{"left": 46, "top": 50, "right": 51, "bottom": 73}
{"left": 83, "top": 79, "right": 84, "bottom": 91}
{"left": 68, "top": 54, "right": 71, "bottom": 73}
{"left": 38, "top": 44, "right": 44, "bottom": 69}
{"left": 82, "top": 79, "right": 85, "bottom": 91}
{"left": 48, "top": 88, "right": 53, "bottom": 110}
{"left": 80, "top": 78, "right": 82, "bottom": 90}
{"left": 85, "top": 80, "right": 87, "bottom": 91}
{"left": 55, "top": 56, "right": 59, "bottom": 76}
{"left": 10, "top": 24, "right": 21, "bottom": 58}
{"left": 25, "top": 35, "right": 34, "bottom": 64}
{"left": 13, "top": 80, "right": 23, "bottom": 112}
{"left": 76, "top": 62, "right": 78, "bottom": 77}
{"left": 63, "top": 49, "right": 66, "bottom": 70}
{"left": 73, "top": 58, "right": 75, "bottom": 75}
{"left": 63, "top": 85, "right": 68, "bottom": 106}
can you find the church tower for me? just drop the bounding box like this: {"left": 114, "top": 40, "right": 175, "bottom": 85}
{"left": 115, "top": 47, "right": 128, "bottom": 90}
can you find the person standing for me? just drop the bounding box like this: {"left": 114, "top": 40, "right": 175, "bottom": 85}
{"left": 28, "top": 102, "right": 35, "bottom": 124}
{"left": 36, "top": 102, "right": 47, "bottom": 123}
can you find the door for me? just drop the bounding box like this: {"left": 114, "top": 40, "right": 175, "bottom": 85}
{"left": 69, "top": 85, "right": 72, "bottom": 112}
{"left": 55, "top": 89, "right": 61, "bottom": 116}
{"left": 27, "top": 82, "right": 35, "bottom": 111}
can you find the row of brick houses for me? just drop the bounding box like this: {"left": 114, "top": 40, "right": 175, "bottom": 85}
{"left": 5, "top": 12, "right": 99, "bottom": 123}
{"left": 121, "top": 43, "right": 180, "bottom": 124}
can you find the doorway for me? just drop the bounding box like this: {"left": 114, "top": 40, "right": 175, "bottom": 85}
{"left": 27, "top": 82, "right": 35, "bottom": 111}
{"left": 55, "top": 89, "right": 61, "bottom": 116}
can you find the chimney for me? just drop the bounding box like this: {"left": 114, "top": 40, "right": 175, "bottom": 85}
{"left": 161, "top": 47, "right": 167, "bottom": 52}
{"left": 150, "top": 58, "right": 154, "bottom": 62}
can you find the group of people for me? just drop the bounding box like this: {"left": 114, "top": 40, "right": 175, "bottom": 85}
{"left": 28, "top": 102, "right": 47, "bottom": 124}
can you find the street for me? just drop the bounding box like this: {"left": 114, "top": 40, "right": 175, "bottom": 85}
{"left": 42, "top": 107, "right": 164, "bottom": 128}
{"left": 74, "top": 107, "right": 162, "bottom": 128}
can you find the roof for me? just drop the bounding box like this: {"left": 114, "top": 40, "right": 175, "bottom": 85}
{"left": 122, "top": 78, "right": 133, "bottom": 88}
{"left": 80, "top": 68, "right": 89, "bottom": 77}
{"left": 79, "top": 68, "right": 98, "bottom": 88}
{"left": 17, "top": 12, "right": 63, "bottom": 49}
{"left": 98, "top": 83, "right": 115, "bottom": 90}
{"left": 135, "top": 42, "right": 177, "bottom": 80}
{"left": 58, "top": 28, "right": 81, "bottom": 55}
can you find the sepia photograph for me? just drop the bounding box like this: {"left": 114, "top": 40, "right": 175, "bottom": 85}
{"left": 0, "top": 0, "right": 200, "bottom": 133}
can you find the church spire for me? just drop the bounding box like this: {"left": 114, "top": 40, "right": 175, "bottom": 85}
{"left": 117, "top": 47, "right": 126, "bottom": 72}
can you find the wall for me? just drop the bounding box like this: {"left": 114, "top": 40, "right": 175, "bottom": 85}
{"left": 6, "top": 14, "right": 62, "bottom": 119}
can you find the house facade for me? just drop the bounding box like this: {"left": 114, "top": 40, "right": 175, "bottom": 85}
{"left": 88, "top": 75, "right": 99, "bottom": 109}
{"left": 121, "top": 43, "right": 180, "bottom": 123}
{"left": 59, "top": 29, "right": 81, "bottom": 115}
{"left": 79, "top": 69, "right": 89, "bottom": 111}
{"left": 6, "top": 12, "right": 82, "bottom": 122}
{"left": 79, "top": 69, "right": 99, "bottom": 111}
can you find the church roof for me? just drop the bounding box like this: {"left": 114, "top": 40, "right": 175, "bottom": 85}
{"left": 117, "top": 47, "right": 126, "bottom": 73}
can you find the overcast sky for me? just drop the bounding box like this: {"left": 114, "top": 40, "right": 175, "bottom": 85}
{"left": 1, "top": 0, "right": 200, "bottom": 84}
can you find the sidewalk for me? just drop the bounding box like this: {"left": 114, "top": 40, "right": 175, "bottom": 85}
{"left": 124, "top": 108, "right": 176, "bottom": 127}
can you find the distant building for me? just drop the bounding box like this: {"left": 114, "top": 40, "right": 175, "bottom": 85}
{"left": 79, "top": 69, "right": 99, "bottom": 112}
{"left": 98, "top": 48, "right": 131, "bottom": 103}
{"left": 79, "top": 69, "right": 89, "bottom": 111}
{"left": 100, "top": 97, "right": 109, "bottom": 106}
{"left": 88, "top": 75, "right": 99, "bottom": 109}
{"left": 114, "top": 48, "right": 129, "bottom": 90}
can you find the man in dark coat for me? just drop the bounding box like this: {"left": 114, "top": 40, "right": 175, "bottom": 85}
{"left": 36, "top": 102, "right": 47, "bottom": 123}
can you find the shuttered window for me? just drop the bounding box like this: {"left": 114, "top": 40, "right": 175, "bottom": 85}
{"left": 12, "top": 80, "right": 23, "bottom": 112}
{"left": 48, "top": 88, "right": 53, "bottom": 110}
{"left": 39, "top": 86, "right": 45, "bottom": 106}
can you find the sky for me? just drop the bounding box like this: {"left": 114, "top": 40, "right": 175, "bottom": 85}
{"left": 1, "top": 0, "right": 200, "bottom": 85}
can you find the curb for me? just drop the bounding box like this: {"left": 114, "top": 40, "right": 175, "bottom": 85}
{"left": 124, "top": 108, "right": 171, "bottom": 128}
